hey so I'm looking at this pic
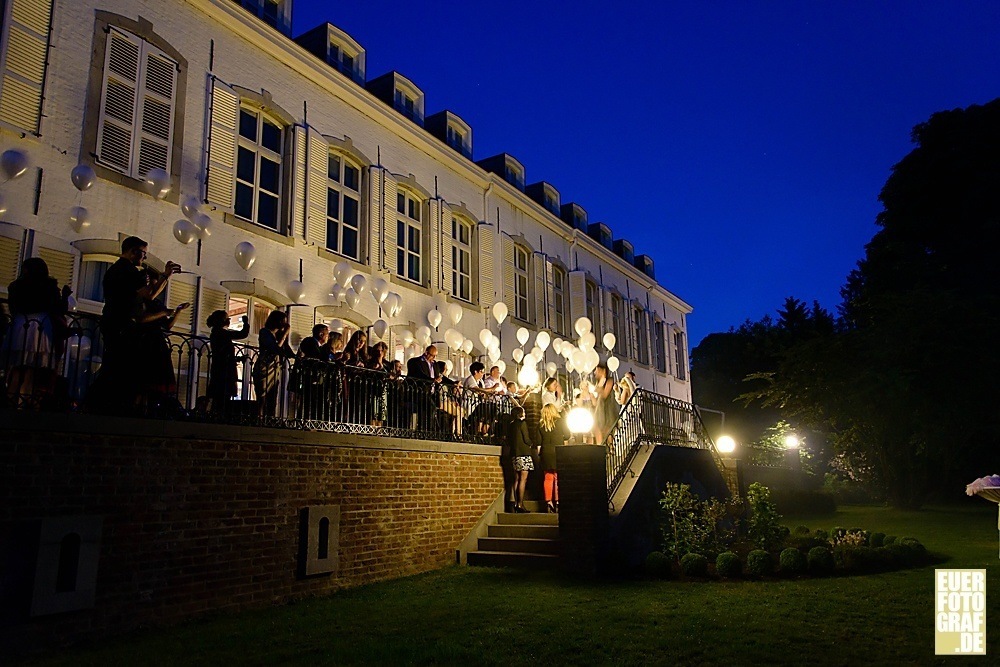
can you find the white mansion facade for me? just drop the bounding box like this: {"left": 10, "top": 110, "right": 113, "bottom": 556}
{"left": 0, "top": 0, "right": 692, "bottom": 398}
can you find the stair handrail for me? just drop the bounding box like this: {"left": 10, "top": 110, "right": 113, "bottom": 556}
{"left": 605, "top": 389, "right": 726, "bottom": 498}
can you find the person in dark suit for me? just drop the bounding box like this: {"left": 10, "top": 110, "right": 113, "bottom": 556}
{"left": 405, "top": 345, "right": 441, "bottom": 430}
{"left": 295, "top": 323, "right": 329, "bottom": 419}
{"left": 406, "top": 344, "right": 440, "bottom": 381}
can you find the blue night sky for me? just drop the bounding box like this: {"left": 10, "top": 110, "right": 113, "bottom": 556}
{"left": 293, "top": 1, "right": 1000, "bottom": 347}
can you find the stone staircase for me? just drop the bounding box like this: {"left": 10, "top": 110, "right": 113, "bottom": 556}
{"left": 466, "top": 501, "right": 560, "bottom": 568}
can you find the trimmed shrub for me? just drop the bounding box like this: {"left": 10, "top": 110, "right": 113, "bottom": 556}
{"left": 813, "top": 529, "right": 829, "bottom": 541}
{"left": 747, "top": 484, "right": 784, "bottom": 551}
{"left": 746, "top": 550, "right": 772, "bottom": 578}
{"left": 835, "top": 545, "right": 878, "bottom": 573}
{"left": 883, "top": 535, "right": 897, "bottom": 546}
{"left": 868, "top": 532, "right": 886, "bottom": 548}
{"left": 793, "top": 525, "right": 811, "bottom": 535}
{"left": 883, "top": 543, "right": 914, "bottom": 565}
{"left": 680, "top": 553, "right": 709, "bottom": 578}
{"left": 779, "top": 548, "right": 806, "bottom": 575}
{"left": 808, "top": 546, "right": 835, "bottom": 575}
{"left": 875, "top": 546, "right": 904, "bottom": 569}
{"left": 645, "top": 551, "right": 672, "bottom": 579}
{"left": 899, "top": 537, "right": 927, "bottom": 559}
{"left": 785, "top": 535, "right": 828, "bottom": 552}
{"left": 716, "top": 551, "right": 741, "bottom": 579}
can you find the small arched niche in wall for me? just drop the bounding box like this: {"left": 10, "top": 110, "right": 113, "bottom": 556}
{"left": 298, "top": 505, "right": 340, "bottom": 577}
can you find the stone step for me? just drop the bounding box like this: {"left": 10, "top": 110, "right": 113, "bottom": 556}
{"left": 487, "top": 523, "right": 560, "bottom": 539}
{"left": 466, "top": 550, "right": 559, "bottom": 568}
{"left": 496, "top": 512, "right": 559, "bottom": 526}
{"left": 477, "top": 536, "right": 560, "bottom": 555}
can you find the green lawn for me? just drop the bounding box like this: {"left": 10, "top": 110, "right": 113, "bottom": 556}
{"left": 29, "top": 503, "right": 1000, "bottom": 665}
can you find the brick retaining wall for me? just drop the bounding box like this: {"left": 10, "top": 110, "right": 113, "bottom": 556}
{"left": 0, "top": 413, "right": 502, "bottom": 653}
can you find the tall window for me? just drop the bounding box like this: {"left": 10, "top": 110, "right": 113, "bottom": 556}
{"left": 634, "top": 304, "right": 649, "bottom": 365}
{"left": 396, "top": 191, "right": 422, "bottom": 283}
{"left": 654, "top": 320, "right": 667, "bottom": 373}
{"left": 95, "top": 28, "right": 178, "bottom": 179}
{"left": 326, "top": 153, "right": 361, "bottom": 259}
{"left": 513, "top": 246, "right": 529, "bottom": 321}
{"left": 236, "top": 107, "right": 282, "bottom": 230}
{"left": 674, "top": 330, "right": 687, "bottom": 380}
{"left": 610, "top": 294, "right": 627, "bottom": 356}
{"left": 585, "top": 281, "right": 601, "bottom": 336}
{"left": 552, "top": 266, "right": 566, "bottom": 333}
{"left": 451, "top": 218, "right": 472, "bottom": 301}
{"left": 395, "top": 89, "right": 416, "bottom": 121}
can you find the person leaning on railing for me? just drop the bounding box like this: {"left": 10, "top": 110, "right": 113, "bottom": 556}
{"left": 252, "top": 310, "right": 294, "bottom": 418}
{"left": 366, "top": 341, "right": 390, "bottom": 427}
{"left": 133, "top": 267, "right": 189, "bottom": 412}
{"left": 205, "top": 309, "right": 249, "bottom": 414}
{"left": 2, "top": 257, "right": 70, "bottom": 408}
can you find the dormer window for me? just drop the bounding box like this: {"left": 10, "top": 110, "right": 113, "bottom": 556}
{"left": 235, "top": 0, "right": 291, "bottom": 35}
{"left": 504, "top": 165, "right": 524, "bottom": 190}
{"left": 366, "top": 72, "right": 424, "bottom": 125}
{"left": 446, "top": 125, "right": 464, "bottom": 152}
{"left": 526, "top": 182, "right": 560, "bottom": 217}
{"left": 296, "top": 23, "right": 366, "bottom": 84}
{"left": 395, "top": 89, "right": 417, "bottom": 120}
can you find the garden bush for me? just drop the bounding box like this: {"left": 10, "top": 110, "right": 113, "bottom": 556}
{"left": 868, "top": 532, "right": 886, "bottom": 548}
{"left": 747, "top": 484, "right": 784, "bottom": 551}
{"left": 807, "top": 546, "right": 835, "bottom": 575}
{"left": 784, "top": 534, "right": 828, "bottom": 551}
{"left": 680, "top": 553, "right": 708, "bottom": 578}
{"left": 883, "top": 535, "right": 897, "bottom": 545}
{"left": 793, "top": 525, "right": 811, "bottom": 535}
{"left": 716, "top": 552, "right": 741, "bottom": 578}
{"left": 875, "top": 546, "right": 904, "bottom": 569}
{"left": 899, "top": 538, "right": 926, "bottom": 559}
{"left": 835, "top": 545, "right": 878, "bottom": 572}
{"left": 645, "top": 551, "right": 672, "bottom": 579}
{"left": 813, "top": 529, "right": 828, "bottom": 541}
{"left": 746, "top": 549, "right": 772, "bottom": 578}
{"left": 883, "top": 543, "right": 915, "bottom": 565}
{"left": 658, "top": 484, "right": 742, "bottom": 562}
{"left": 779, "top": 548, "right": 806, "bottom": 575}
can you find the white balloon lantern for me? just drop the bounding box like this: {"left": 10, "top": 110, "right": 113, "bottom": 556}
{"left": 516, "top": 327, "right": 529, "bottom": 346}
{"left": 416, "top": 326, "right": 431, "bottom": 344}
{"left": 586, "top": 348, "right": 601, "bottom": 373}
{"left": 329, "top": 319, "right": 345, "bottom": 333}
{"left": 492, "top": 302, "right": 508, "bottom": 325}
{"left": 181, "top": 195, "right": 200, "bottom": 220}
{"left": 172, "top": 219, "right": 198, "bottom": 244}
{"left": 69, "top": 206, "right": 91, "bottom": 232}
{"left": 234, "top": 241, "right": 256, "bottom": 270}
{"left": 574, "top": 316, "right": 593, "bottom": 337}
{"left": 344, "top": 288, "right": 361, "bottom": 309}
{"left": 496, "top": 360, "right": 507, "bottom": 375}
{"left": 607, "top": 356, "right": 620, "bottom": 373}
{"left": 444, "top": 328, "right": 461, "bottom": 351}
{"left": 71, "top": 164, "right": 96, "bottom": 192}
{"left": 447, "top": 303, "right": 463, "bottom": 325}
{"left": 552, "top": 338, "right": 563, "bottom": 355}
{"left": 401, "top": 329, "right": 415, "bottom": 346}
{"left": 144, "top": 167, "right": 170, "bottom": 199}
{"left": 545, "top": 362, "right": 558, "bottom": 378}
{"left": 488, "top": 347, "right": 501, "bottom": 363}
{"left": 329, "top": 285, "right": 346, "bottom": 302}
{"left": 389, "top": 292, "right": 403, "bottom": 317}
{"left": 571, "top": 349, "right": 586, "bottom": 373}
{"left": 192, "top": 212, "right": 213, "bottom": 237}
{"left": 372, "top": 319, "right": 388, "bottom": 339}
{"left": 372, "top": 277, "right": 390, "bottom": 304}
{"left": 443, "top": 360, "right": 454, "bottom": 376}
{"left": 1, "top": 149, "right": 29, "bottom": 180}
{"left": 427, "top": 309, "right": 443, "bottom": 329}
{"left": 334, "top": 262, "right": 353, "bottom": 288}
{"left": 287, "top": 280, "right": 306, "bottom": 304}
{"left": 351, "top": 274, "right": 368, "bottom": 296}
{"left": 462, "top": 338, "right": 474, "bottom": 355}
{"left": 479, "top": 329, "right": 493, "bottom": 349}
{"left": 603, "top": 332, "right": 617, "bottom": 351}
{"left": 512, "top": 348, "right": 524, "bottom": 363}
{"left": 579, "top": 331, "right": 597, "bottom": 351}
{"left": 536, "top": 331, "right": 551, "bottom": 351}
{"left": 565, "top": 357, "right": 576, "bottom": 374}
{"left": 530, "top": 345, "right": 542, "bottom": 360}
{"left": 383, "top": 292, "right": 401, "bottom": 317}
{"left": 517, "top": 364, "right": 540, "bottom": 389}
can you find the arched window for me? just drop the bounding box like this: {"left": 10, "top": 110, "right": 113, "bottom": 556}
{"left": 235, "top": 105, "right": 284, "bottom": 230}
{"left": 326, "top": 152, "right": 362, "bottom": 260}
{"left": 585, "top": 280, "right": 601, "bottom": 335}
{"left": 396, "top": 190, "right": 422, "bottom": 284}
{"left": 451, "top": 216, "right": 473, "bottom": 302}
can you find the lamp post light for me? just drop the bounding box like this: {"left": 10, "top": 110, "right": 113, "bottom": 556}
{"left": 784, "top": 433, "right": 802, "bottom": 470}
{"left": 716, "top": 435, "right": 736, "bottom": 455}
{"left": 566, "top": 406, "right": 594, "bottom": 445}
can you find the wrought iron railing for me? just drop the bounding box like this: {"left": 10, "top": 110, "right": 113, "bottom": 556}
{"left": 605, "top": 388, "right": 723, "bottom": 498}
{"left": 0, "top": 309, "right": 514, "bottom": 445}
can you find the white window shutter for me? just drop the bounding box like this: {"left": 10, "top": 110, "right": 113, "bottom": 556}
{"left": 166, "top": 277, "right": 197, "bottom": 333}
{"left": 0, "top": 0, "right": 52, "bottom": 133}
{"left": 36, "top": 246, "right": 75, "bottom": 291}
{"left": 427, "top": 198, "right": 439, "bottom": 289}
{"left": 568, "top": 270, "right": 586, "bottom": 331}
{"left": 135, "top": 44, "right": 176, "bottom": 178}
{"left": 367, "top": 166, "right": 382, "bottom": 267}
{"left": 305, "top": 127, "right": 328, "bottom": 247}
{"left": 602, "top": 287, "right": 616, "bottom": 348}
{"left": 199, "top": 285, "right": 228, "bottom": 334}
{"left": 290, "top": 125, "right": 307, "bottom": 240}
{"left": 288, "top": 306, "right": 315, "bottom": 349}
{"left": 533, "top": 252, "right": 547, "bottom": 328}
{"left": 382, "top": 172, "right": 398, "bottom": 275}
{"left": 477, "top": 222, "right": 495, "bottom": 306}
{"left": 96, "top": 29, "right": 141, "bottom": 174}
{"left": 0, "top": 233, "right": 24, "bottom": 290}
{"left": 440, "top": 203, "right": 453, "bottom": 295}
{"left": 205, "top": 78, "right": 238, "bottom": 211}
{"left": 501, "top": 236, "right": 514, "bottom": 314}
{"left": 545, "top": 261, "right": 557, "bottom": 332}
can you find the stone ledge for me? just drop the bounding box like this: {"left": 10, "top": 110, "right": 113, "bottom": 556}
{"left": 0, "top": 410, "right": 501, "bottom": 457}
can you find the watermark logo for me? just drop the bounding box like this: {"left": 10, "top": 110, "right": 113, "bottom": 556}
{"left": 935, "top": 569, "right": 986, "bottom": 655}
